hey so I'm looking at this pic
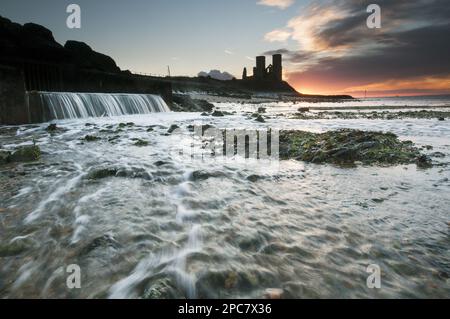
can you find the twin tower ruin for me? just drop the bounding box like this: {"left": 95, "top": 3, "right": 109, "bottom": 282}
{"left": 242, "top": 54, "right": 282, "bottom": 82}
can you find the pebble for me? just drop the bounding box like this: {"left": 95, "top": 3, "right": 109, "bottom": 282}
{"left": 264, "top": 288, "right": 283, "bottom": 299}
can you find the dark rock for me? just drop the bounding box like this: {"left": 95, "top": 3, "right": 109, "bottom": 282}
{"left": 187, "top": 124, "right": 214, "bottom": 133}
{"left": 297, "top": 107, "right": 310, "bottom": 112}
{"left": 80, "top": 234, "right": 120, "bottom": 255}
{"left": 134, "top": 139, "right": 149, "bottom": 146}
{"left": 82, "top": 135, "right": 101, "bottom": 142}
{"left": 255, "top": 115, "right": 265, "bottom": 123}
{"left": 416, "top": 155, "right": 432, "bottom": 168}
{"left": 167, "top": 124, "right": 180, "bottom": 134}
{"left": 190, "top": 170, "right": 225, "bottom": 181}
{"left": 87, "top": 168, "right": 118, "bottom": 180}
{"left": 154, "top": 161, "right": 168, "bottom": 167}
{"left": 211, "top": 110, "right": 224, "bottom": 117}
{"left": 10, "top": 145, "right": 41, "bottom": 162}
{"left": 430, "top": 152, "right": 445, "bottom": 158}
{"left": 247, "top": 174, "right": 263, "bottom": 182}
{"left": 0, "top": 150, "right": 11, "bottom": 164}
{"left": 279, "top": 129, "right": 430, "bottom": 167}
{"left": 143, "top": 277, "right": 184, "bottom": 299}
{"left": 257, "top": 107, "right": 266, "bottom": 113}
{"left": 172, "top": 94, "right": 214, "bottom": 112}
{"left": 46, "top": 123, "right": 57, "bottom": 132}
{"left": 108, "top": 135, "right": 120, "bottom": 143}
{"left": 0, "top": 240, "right": 30, "bottom": 257}
{"left": 438, "top": 117, "right": 445, "bottom": 121}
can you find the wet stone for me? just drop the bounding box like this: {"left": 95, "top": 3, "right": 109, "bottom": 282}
{"left": 10, "top": 145, "right": 41, "bottom": 162}
{"left": 279, "top": 129, "right": 431, "bottom": 167}
{"left": 211, "top": 110, "right": 224, "bottom": 117}
{"left": 255, "top": 115, "right": 265, "bottom": 123}
{"left": 0, "top": 150, "right": 11, "bottom": 164}
{"left": 82, "top": 135, "right": 101, "bottom": 142}
{"left": 80, "top": 234, "right": 120, "bottom": 256}
{"left": 134, "top": 139, "right": 149, "bottom": 146}
{"left": 167, "top": 124, "right": 180, "bottom": 134}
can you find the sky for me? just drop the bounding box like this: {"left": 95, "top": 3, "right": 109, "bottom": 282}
{"left": 1, "top": 0, "right": 449, "bottom": 97}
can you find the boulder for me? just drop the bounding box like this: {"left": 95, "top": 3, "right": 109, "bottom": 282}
{"left": 255, "top": 115, "right": 265, "bottom": 123}
{"left": 9, "top": 145, "right": 41, "bottom": 162}
{"left": 211, "top": 110, "right": 224, "bottom": 117}
{"left": 172, "top": 94, "right": 214, "bottom": 112}
{"left": 0, "top": 150, "right": 11, "bottom": 164}
{"left": 279, "top": 129, "right": 431, "bottom": 167}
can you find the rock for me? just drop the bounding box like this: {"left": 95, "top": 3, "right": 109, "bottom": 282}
{"left": 143, "top": 277, "right": 183, "bottom": 299}
{"left": 279, "top": 129, "right": 429, "bottom": 167}
{"left": 438, "top": 117, "right": 445, "bottom": 121}
{"left": 108, "top": 135, "right": 120, "bottom": 143}
{"left": 264, "top": 288, "right": 284, "bottom": 299}
{"left": 201, "top": 112, "right": 209, "bottom": 116}
{"left": 257, "top": 107, "right": 266, "bottom": 113}
{"left": 82, "top": 135, "right": 101, "bottom": 142}
{"left": 187, "top": 124, "right": 214, "bottom": 133}
{"left": 297, "top": 107, "right": 310, "bottom": 112}
{"left": 167, "top": 124, "right": 180, "bottom": 134}
{"left": 134, "top": 139, "right": 149, "bottom": 146}
{"left": 171, "top": 94, "right": 214, "bottom": 112}
{"left": 118, "top": 122, "right": 134, "bottom": 128}
{"left": 224, "top": 272, "right": 238, "bottom": 289}
{"left": 255, "top": 115, "right": 265, "bottom": 123}
{"left": 247, "top": 174, "right": 263, "bottom": 182}
{"left": 80, "top": 234, "right": 120, "bottom": 256}
{"left": 46, "top": 123, "right": 58, "bottom": 132}
{"left": 0, "top": 150, "right": 11, "bottom": 164}
{"left": 10, "top": 145, "right": 41, "bottom": 162}
{"left": 416, "top": 154, "right": 432, "bottom": 168}
{"left": 430, "top": 152, "right": 445, "bottom": 158}
{"left": 0, "top": 240, "right": 30, "bottom": 257}
{"left": 87, "top": 168, "right": 118, "bottom": 180}
{"left": 190, "top": 170, "right": 225, "bottom": 181}
{"left": 211, "top": 110, "right": 224, "bottom": 117}
{"left": 154, "top": 161, "right": 168, "bottom": 167}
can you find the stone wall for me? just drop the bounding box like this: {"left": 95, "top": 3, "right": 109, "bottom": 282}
{"left": 0, "top": 65, "right": 28, "bottom": 125}
{"left": 0, "top": 64, "right": 173, "bottom": 124}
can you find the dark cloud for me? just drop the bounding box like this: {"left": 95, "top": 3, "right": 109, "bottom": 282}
{"left": 264, "top": 0, "right": 450, "bottom": 90}
{"left": 262, "top": 49, "right": 314, "bottom": 62}
{"left": 292, "top": 23, "right": 450, "bottom": 86}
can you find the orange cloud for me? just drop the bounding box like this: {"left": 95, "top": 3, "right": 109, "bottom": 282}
{"left": 343, "top": 76, "right": 450, "bottom": 97}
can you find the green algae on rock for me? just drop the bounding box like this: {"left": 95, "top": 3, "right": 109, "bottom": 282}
{"left": 133, "top": 139, "right": 149, "bottom": 146}
{"left": 279, "top": 129, "right": 431, "bottom": 167}
{"left": 289, "top": 110, "right": 450, "bottom": 121}
{"left": 9, "top": 145, "right": 41, "bottom": 162}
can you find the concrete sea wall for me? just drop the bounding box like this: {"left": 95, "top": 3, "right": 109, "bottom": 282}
{"left": 0, "top": 63, "right": 173, "bottom": 125}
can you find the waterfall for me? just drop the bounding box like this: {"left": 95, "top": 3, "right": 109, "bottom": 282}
{"left": 38, "top": 92, "right": 170, "bottom": 120}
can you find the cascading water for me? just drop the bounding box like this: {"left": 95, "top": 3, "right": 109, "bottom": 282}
{"left": 38, "top": 92, "right": 170, "bottom": 120}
